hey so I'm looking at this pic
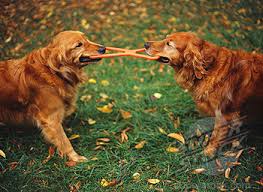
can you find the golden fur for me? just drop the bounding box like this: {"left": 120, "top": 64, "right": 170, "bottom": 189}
{"left": 0, "top": 31, "right": 105, "bottom": 162}
{"left": 145, "top": 32, "right": 263, "bottom": 156}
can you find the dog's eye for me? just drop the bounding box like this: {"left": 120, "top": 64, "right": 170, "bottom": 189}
{"left": 75, "top": 42, "right": 83, "bottom": 48}
{"left": 166, "top": 41, "right": 175, "bottom": 48}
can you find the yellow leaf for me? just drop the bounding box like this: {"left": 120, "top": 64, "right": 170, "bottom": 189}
{"left": 0, "top": 150, "right": 6, "bottom": 158}
{"left": 153, "top": 93, "right": 162, "bottom": 99}
{"left": 225, "top": 167, "right": 231, "bottom": 179}
{"left": 88, "top": 118, "right": 96, "bottom": 125}
{"left": 120, "top": 109, "right": 132, "bottom": 119}
{"left": 99, "top": 93, "right": 109, "bottom": 99}
{"left": 91, "top": 157, "right": 98, "bottom": 161}
{"left": 101, "top": 80, "right": 109, "bottom": 86}
{"left": 135, "top": 141, "right": 146, "bottom": 149}
{"left": 80, "top": 95, "right": 92, "bottom": 102}
{"left": 167, "top": 133, "right": 185, "bottom": 144}
{"left": 158, "top": 127, "right": 167, "bottom": 135}
{"left": 97, "top": 104, "right": 113, "bottom": 113}
{"left": 132, "top": 172, "right": 141, "bottom": 181}
{"left": 88, "top": 78, "right": 96, "bottom": 84}
{"left": 192, "top": 168, "right": 206, "bottom": 174}
{"left": 69, "top": 134, "right": 80, "bottom": 140}
{"left": 244, "top": 176, "right": 250, "bottom": 183}
{"left": 100, "top": 178, "right": 109, "bottom": 187}
{"left": 166, "top": 146, "right": 179, "bottom": 153}
{"left": 147, "top": 178, "right": 160, "bottom": 184}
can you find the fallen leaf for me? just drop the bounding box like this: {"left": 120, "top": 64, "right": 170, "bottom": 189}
{"left": 147, "top": 178, "right": 160, "bottom": 184}
{"left": 225, "top": 168, "right": 231, "bottom": 179}
{"left": 167, "top": 133, "right": 185, "bottom": 144}
{"left": 97, "top": 104, "right": 113, "bottom": 113}
{"left": 69, "top": 181, "right": 81, "bottom": 192}
{"left": 120, "top": 127, "right": 131, "bottom": 143}
{"left": 42, "top": 146, "right": 55, "bottom": 164}
{"left": 144, "top": 107, "right": 157, "bottom": 113}
{"left": 132, "top": 172, "right": 141, "bottom": 181}
{"left": 196, "top": 128, "right": 202, "bottom": 137}
{"left": 158, "top": 127, "right": 167, "bottom": 135}
{"left": 88, "top": 118, "right": 96, "bottom": 125}
{"left": 0, "top": 150, "right": 6, "bottom": 158}
{"left": 97, "top": 138, "right": 110, "bottom": 142}
{"left": 244, "top": 176, "right": 250, "bottom": 183}
{"left": 255, "top": 178, "right": 263, "bottom": 186}
{"left": 192, "top": 168, "right": 206, "bottom": 174}
{"left": 65, "top": 161, "right": 77, "bottom": 167}
{"left": 224, "top": 151, "right": 236, "bottom": 157}
{"left": 88, "top": 78, "right": 96, "bottom": 84}
{"left": 135, "top": 141, "right": 146, "bottom": 149}
{"left": 80, "top": 95, "right": 92, "bottom": 102}
{"left": 100, "top": 179, "right": 109, "bottom": 187}
{"left": 99, "top": 93, "right": 109, "bottom": 99}
{"left": 235, "top": 149, "right": 244, "bottom": 159}
{"left": 101, "top": 80, "right": 110, "bottom": 86}
{"left": 256, "top": 165, "right": 262, "bottom": 171}
{"left": 100, "top": 178, "right": 118, "bottom": 187}
{"left": 168, "top": 113, "right": 180, "bottom": 128}
{"left": 153, "top": 93, "right": 162, "bottom": 99}
{"left": 69, "top": 134, "right": 80, "bottom": 140}
{"left": 120, "top": 109, "right": 132, "bottom": 119}
{"left": 166, "top": 146, "right": 179, "bottom": 153}
{"left": 8, "top": 162, "right": 19, "bottom": 170}
{"left": 91, "top": 157, "right": 98, "bottom": 161}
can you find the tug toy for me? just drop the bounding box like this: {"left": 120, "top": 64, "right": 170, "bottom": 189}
{"left": 90, "top": 47, "right": 160, "bottom": 60}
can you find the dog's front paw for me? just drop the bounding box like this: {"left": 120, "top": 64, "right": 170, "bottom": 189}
{"left": 68, "top": 151, "right": 87, "bottom": 162}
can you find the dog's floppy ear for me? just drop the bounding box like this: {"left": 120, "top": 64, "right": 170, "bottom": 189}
{"left": 183, "top": 39, "right": 207, "bottom": 79}
{"left": 46, "top": 47, "right": 80, "bottom": 85}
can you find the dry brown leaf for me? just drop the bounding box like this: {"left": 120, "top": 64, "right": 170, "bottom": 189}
{"left": 97, "top": 138, "right": 110, "bottom": 142}
{"left": 120, "top": 127, "right": 131, "bottom": 143}
{"left": 65, "top": 161, "right": 77, "bottom": 167}
{"left": 8, "top": 162, "right": 19, "bottom": 170}
{"left": 167, "top": 133, "right": 185, "bottom": 144}
{"left": 147, "top": 178, "right": 160, "bottom": 184}
{"left": 235, "top": 149, "right": 244, "bottom": 159}
{"left": 223, "top": 151, "right": 236, "bottom": 157}
{"left": 255, "top": 178, "right": 263, "bottom": 186}
{"left": 225, "top": 167, "right": 231, "bottom": 179}
{"left": 144, "top": 107, "right": 157, "bottom": 113}
{"left": 135, "top": 141, "right": 146, "bottom": 149}
{"left": 42, "top": 146, "right": 55, "bottom": 164}
{"left": 120, "top": 109, "right": 132, "bottom": 119}
{"left": 192, "top": 168, "right": 206, "bottom": 174}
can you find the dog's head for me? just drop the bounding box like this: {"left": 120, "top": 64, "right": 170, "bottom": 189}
{"left": 145, "top": 32, "right": 207, "bottom": 80}
{"left": 45, "top": 31, "right": 106, "bottom": 85}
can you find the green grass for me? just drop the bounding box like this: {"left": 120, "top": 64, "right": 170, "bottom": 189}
{"left": 0, "top": 1, "right": 262, "bottom": 191}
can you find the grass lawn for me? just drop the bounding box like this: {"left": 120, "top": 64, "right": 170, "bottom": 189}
{"left": 0, "top": 1, "right": 262, "bottom": 191}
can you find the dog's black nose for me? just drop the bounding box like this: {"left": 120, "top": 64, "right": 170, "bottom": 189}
{"left": 98, "top": 46, "right": 106, "bottom": 54}
{"left": 144, "top": 42, "right": 150, "bottom": 49}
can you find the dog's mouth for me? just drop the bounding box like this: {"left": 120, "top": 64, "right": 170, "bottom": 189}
{"left": 157, "top": 56, "right": 170, "bottom": 63}
{"left": 79, "top": 56, "right": 102, "bottom": 63}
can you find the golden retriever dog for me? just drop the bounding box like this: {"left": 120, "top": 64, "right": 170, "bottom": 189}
{"left": 145, "top": 32, "right": 263, "bottom": 156}
{"left": 0, "top": 31, "right": 106, "bottom": 162}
